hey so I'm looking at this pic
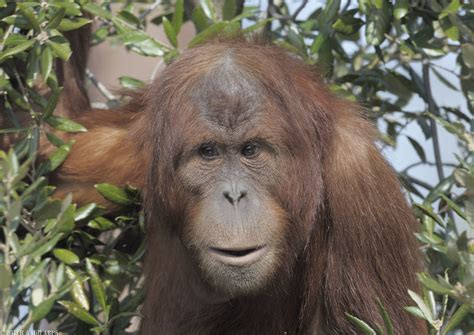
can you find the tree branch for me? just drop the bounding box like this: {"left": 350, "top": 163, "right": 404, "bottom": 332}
{"left": 85, "top": 68, "right": 118, "bottom": 103}
{"left": 422, "top": 59, "right": 456, "bottom": 231}
{"left": 291, "top": 0, "right": 309, "bottom": 21}
{"left": 422, "top": 60, "right": 444, "bottom": 181}
{"left": 139, "top": 0, "right": 162, "bottom": 21}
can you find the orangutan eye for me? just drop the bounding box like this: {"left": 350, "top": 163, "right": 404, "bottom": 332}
{"left": 241, "top": 143, "right": 259, "bottom": 157}
{"left": 199, "top": 143, "right": 219, "bottom": 159}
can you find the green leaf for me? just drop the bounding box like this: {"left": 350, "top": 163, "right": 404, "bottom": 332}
{"left": 431, "top": 67, "right": 458, "bottom": 91}
{"left": 29, "top": 235, "right": 62, "bottom": 259}
{"left": 42, "top": 88, "right": 62, "bottom": 120}
{"left": 83, "top": 3, "right": 112, "bottom": 20}
{"left": 30, "top": 295, "right": 57, "bottom": 322}
{"left": 95, "top": 183, "right": 135, "bottom": 206}
{"left": 287, "top": 24, "right": 305, "bottom": 52}
{"left": 75, "top": 203, "right": 97, "bottom": 221}
{"left": 0, "top": 39, "right": 35, "bottom": 63}
{"left": 407, "top": 290, "right": 433, "bottom": 323}
{"left": 18, "top": 4, "right": 41, "bottom": 32}
{"left": 192, "top": 6, "right": 210, "bottom": 32}
{"left": 11, "top": 154, "right": 31, "bottom": 185}
{"left": 453, "top": 168, "right": 474, "bottom": 190}
{"left": 440, "top": 0, "right": 460, "bottom": 18}
{"left": 394, "top": 0, "right": 409, "bottom": 19}
{"left": 414, "top": 203, "right": 445, "bottom": 227}
{"left": 321, "top": 0, "right": 341, "bottom": 22}
{"left": 56, "top": 203, "right": 76, "bottom": 234}
{"left": 442, "top": 304, "right": 471, "bottom": 334}
{"left": 345, "top": 313, "right": 377, "bottom": 334}
{"left": 50, "top": 2, "right": 81, "bottom": 16}
{"left": 407, "top": 136, "right": 426, "bottom": 162}
{"left": 45, "top": 115, "right": 87, "bottom": 132}
{"left": 365, "top": 2, "right": 390, "bottom": 45}
{"left": 443, "top": 21, "right": 459, "bottom": 41}
{"left": 58, "top": 18, "right": 92, "bottom": 31}
{"left": 119, "top": 76, "right": 145, "bottom": 89}
{"left": 40, "top": 46, "right": 53, "bottom": 82}
{"left": 0, "top": 264, "right": 12, "bottom": 289}
{"left": 66, "top": 267, "right": 90, "bottom": 310}
{"left": 200, "top": 0, "right": 217, "bottom": 21}
{"left": 0, "top": 1, "right": 14, "bottom": 19}
{"left": 461, "top": 43, "right": 474, "bottom": 69}
{"left": 332, "top": 15, "right": 364, "bottom": 35}
{"left": 425, "top": 175, "right": 453, "bottom": 202}
{"left": 33, "top": 199, "right": 62, "bottom": 221}
{"left": 46, "top": 132, "right": 65, "bottom": 147}
{"left": 55, "top": 263, "right": 66, "bottom": 288}
{"left": 36, "top": 141, "right": 73, "bottom": 176}
{"left": 88, "top": 216, "right": 116, "bottom": 231}
{"left": 113, "top": 18, "right": 169, "bottom": 57}
{"left": 223, "top": 0, "right": 237, "bottom": 21}
{"left": 243, "top": 18, "right": 272, "bottom": 33}
{"left": 163, "top": 17, "right": 178, "bottom": 47}
{"left": 376, "top": 299, "right": 394, "bottom": 335}
{"left": 58, "top": 301, "right": 100, "bottom": 326}
{"left": 429, "top": 114, "right": 474, "bottom": 149}
{"left": 46, "top": 8, "right": 65, "bottom": 30}
{"left": 26, "top": 42, "right": 40, "bottom": 87}
{"left": 231, "top": 6, "right": 258, "bottom": 22}
{"left": 46, "top": 39, "right": 72, "bottom": 61}
{"left": 118, "top": 10, "right": 140, "bottom": 27}
{"left": 188, "top": 22, "right": 227, "bottom": 47}
{"left": 4, "top": 34, "right": 28, "bottom": 48}
{"left": 17, "top": 259, "right": 49, "bottom": 293}
{"left": 86, "top": 259, "right": 108, "bottom": 317}
{"left": 404, "top": 306, "right": 426, "bottom": 320}
{"left": 119, "top": 289, "right": 145, "bottom": 312}
{"left": 417, "top": 273, "right": 451, "bottom": 295}
{"left": 172, "top": 0, "right": 184, "bottom": 34}
{"left": 439, "top": 194, "right": 467, "bottom": 221}
{"left": 53, "top": 248, "right": 80, "bottom": 265}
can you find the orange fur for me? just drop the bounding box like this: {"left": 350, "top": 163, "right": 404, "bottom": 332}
{"left": 2, "top": 32, "right": 426, "bottom": 333}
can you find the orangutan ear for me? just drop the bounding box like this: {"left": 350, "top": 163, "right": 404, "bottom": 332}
{"left": 321, "top": 105, "right": 424, "bottom": 333}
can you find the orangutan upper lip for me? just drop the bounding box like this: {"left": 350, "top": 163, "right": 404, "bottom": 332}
{"left": 208, "top": 245, "right": 267, "bottom": 266}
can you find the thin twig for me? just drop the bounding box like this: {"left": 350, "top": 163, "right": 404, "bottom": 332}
{"left": 264, "top": 0, "right": 275, "bottom": 34}
{"left": 405, "top": 175, "right": 432, "bottom": 190}
{"left": 422, "top": 59, "right": 456, "bottom": 228}
{"left": 0, "top": 25, "right": 14, "bottom": 52}
{"left": 442, "top": 301, "right": 459, "bottom": 333}
{"left": 266, "top": 4, "right": 293, "bottom": 22}
{"left": 422, "top": 61, "right": 444, "bottom": 180}
{"left": 11, "top": 312, "right": 28, "bottom": 331}
{"left": 291, "top": 0, "right": 308, "bottom": 21}
{"left": 139, "top": 0, "right": 162, "bottom": 21}
{"left": 402, "top": 161, "right": 458, "bottom": 173}
{"left": 12, "top": 66, "right": 31, "bottom": 109}
{"left": 150, "top": 59, "right": 165, "bottom": 81}
{"left": 85, "top": 68, "right": 118, "bottom": 102}
{"left": 342, "top": 0, "right": 352, "bottom": 12}
{"left": 96, "top": 0, "right": 162, "bottom": 37}
{"left": 431, "top": 63, "right": 457, "bottom": 76}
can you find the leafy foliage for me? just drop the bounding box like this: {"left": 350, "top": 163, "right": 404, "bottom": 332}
{"left": 0, "top": 0, "right": 473, "bottom": 333}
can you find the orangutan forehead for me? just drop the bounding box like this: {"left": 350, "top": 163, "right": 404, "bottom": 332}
{"left": 191, "top": 53, "right": 265, "bottom": 131}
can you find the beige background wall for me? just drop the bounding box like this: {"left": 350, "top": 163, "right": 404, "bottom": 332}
{"left": 87, "top": 8, "right": 195, "bottom": 102}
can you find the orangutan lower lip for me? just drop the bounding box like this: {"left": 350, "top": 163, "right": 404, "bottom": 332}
{"left": 208, "top": 245, "right": 267, "bottom": 266}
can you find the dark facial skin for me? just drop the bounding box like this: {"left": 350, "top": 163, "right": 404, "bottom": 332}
{"left": 175, "top": 62, "right": 293, "bottom": 295}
